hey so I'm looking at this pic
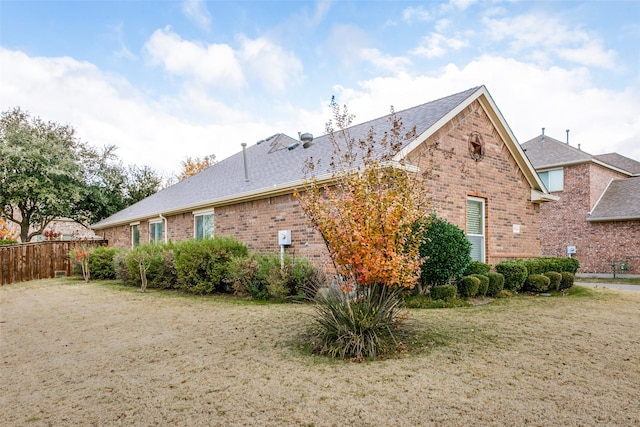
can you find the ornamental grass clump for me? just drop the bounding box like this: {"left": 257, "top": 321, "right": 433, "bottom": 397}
{"left": 309, "top": 283, "right": 412, "bottom": 361}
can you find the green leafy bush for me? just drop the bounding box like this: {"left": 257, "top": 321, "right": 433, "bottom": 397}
{"left": 415, "top": 215, "right": 472, "bottom": 292}
{"left": 226, "top": 253, "right": 318, "bottom": 300}
{"left": 430, "top": 284, "right": 457, "bottom": 301}
{"left": 88, "top": 247, "right": 118, "bottom": 280}
{"left": 520, "top": 257, "right": 580, "bottom": 275}
{"left": 486, "top": 272, "right": 505, "bottom": 297}
{"left": 560, "top": 272, "right": 575, "bottom": 290}
{"left": 309, "top": 283, "right": 412, "bottom": 360}
{"left": 125, "top": 243, "right": 177, "bottom": 290}
{"left": 0, "top": 239, "right": 17, "bottom": 245}
{"left": 524, "top": 274, "right": 551, "bottom": 293}
{"left": 173, "top": 237, "right": 247, "bottom": 294}
{"left": 495, "top": 261, "right": 528, "bottom": 292}
{"left": 543, "top": 271, "right": 562, "bottom": 292}
{"left": 113, "top": 250, "right": 132, "bottom": 283}
{"left": 462, "top": 261, "right": 491, "bottom": 276}
{"left": 470, "top": 274, "right": 489, "bottom": 296}
{"left": 457, "top": 275, "right": 480, "bottom": 298}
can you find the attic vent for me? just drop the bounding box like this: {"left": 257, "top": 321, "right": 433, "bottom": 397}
{"left": 287, "top": 142, "right": 300, "bottom": 150}
{"left": 299, "top": 132, "right": 314, "bottom": 148}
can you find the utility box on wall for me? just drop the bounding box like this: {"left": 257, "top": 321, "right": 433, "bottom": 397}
{"left": 278, "top": 230, "right": 291, "bottom": 246}
{"left": 567, "top": 246, "right": 577, "bottom": 255}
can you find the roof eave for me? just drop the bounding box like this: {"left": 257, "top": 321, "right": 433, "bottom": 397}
{"left": 531, "top": 189, "right": 559, "bottom": 203}
{"left": 587, "top": 215, "right": 640, "bottom": 222}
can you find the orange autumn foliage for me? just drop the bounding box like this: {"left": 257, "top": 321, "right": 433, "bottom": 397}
{"left": 297, "top": 100, "right": 430, "bottom": 290}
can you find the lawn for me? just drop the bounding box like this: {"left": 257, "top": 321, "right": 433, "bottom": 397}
{"left": 1, "top": 278, "right": 639, "bottom": 426}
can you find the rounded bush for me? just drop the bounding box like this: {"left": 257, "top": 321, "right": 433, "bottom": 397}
{"left": 430, "top": 284, "right": 457, "bottom": 301}
{"left": 463, "top": 261, "right": 491, "bottom": 276}
{"left": 415, "top": 215, "right": 472, "bottom": 289}
{"left": 495, "top": 261, "right": 528, "bottom": 292}
{"left": 543, "top": 271, "right": 562, "bottom": 292}
{"left": 486, "top": 272, "right": 505, "bottom": 297}
{"left": 524, "top": 274, "right": 551, "bottom": 293}
{"left": 125, "top": 243, "right": 177, "bottom": 290}
{"left": 560, "top": 272, "right": 575, "bottom": 290}
{"left": 457, "top": 276, "right": 480, "bottom": 298}
{"left": 88, "top": 247, "right": 118, "bottom": 280}
{"left": 470, "top": 274, "right": 489, "bottom": 296}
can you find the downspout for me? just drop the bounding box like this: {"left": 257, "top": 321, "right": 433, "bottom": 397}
{"left": 159, "top": 213, "right": 168, "bottom": 243}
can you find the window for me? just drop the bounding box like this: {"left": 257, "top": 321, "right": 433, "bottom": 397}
{"left": 194, "top": 212, "right": 214, "bottom": 239}
{"left": 131, "top": 224, "right": 140, "bottom": 248}
{"left": 538, "top": 168, "right": 563, "bottom": 192}
{"left": 467, "top": 197, "right": 485, "bottom": 263}
{"left": 149, "top": 221, "right": 163, "bottom": 244}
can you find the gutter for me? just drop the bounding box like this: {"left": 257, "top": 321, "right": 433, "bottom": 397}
{"left": 587, "top": 215, "right": 640, "bottom": 222}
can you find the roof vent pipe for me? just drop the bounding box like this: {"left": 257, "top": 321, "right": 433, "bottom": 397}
{"left": 578, "top": 143, "right": 581, "bottom": 151}
{"left": 566, "top": 129, "right": 570, "bottom": 144}
{"left": 541, "top": 127, "right": 545, "bottom": 142}
{"left": 241, "top": 143, "right": 249, "bottom": 182}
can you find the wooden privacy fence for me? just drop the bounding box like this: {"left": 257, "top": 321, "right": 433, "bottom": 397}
{"left": 0, "top": 240, "right": 108, "bottom": 286}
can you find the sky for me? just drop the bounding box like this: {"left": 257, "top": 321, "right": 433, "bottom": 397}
{"left": 1, "top": 0, "right": 639, "bottom": 177}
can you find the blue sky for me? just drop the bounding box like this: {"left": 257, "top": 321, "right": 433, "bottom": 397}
{"left": 1, "top": 0, "right": 639, "bottom": 175}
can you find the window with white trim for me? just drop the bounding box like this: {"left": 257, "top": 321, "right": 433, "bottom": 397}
{"left": 194, "top": 212, "right": 214, "bottom": 239}
{"left": 538, "top": 168, "right": 564, "bottom": 192}
{"left": 149, "top": 221, "right": 163, "bottom": 244}
{"left": 131, "top": 224, "right": 140, "bottom": 248}
{"left": 467, "top": 197, "right": 485, "bottom": 263}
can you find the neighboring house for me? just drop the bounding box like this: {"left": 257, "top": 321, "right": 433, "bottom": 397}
{"left": 522, "top": 133, "right": 640, "bottom": 275}
{"left": 92, "top": 86, "right": 556, "bottom": 269}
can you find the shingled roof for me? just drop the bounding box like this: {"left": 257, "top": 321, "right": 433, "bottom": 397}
{"left": 93, "top": 86, "right": 547, "bottom": 230}
{"left": 588, "top": 177, "right": 640, "bottom": 221}
{"left": 522, "top": 135, "right": 640, "bottom": 176}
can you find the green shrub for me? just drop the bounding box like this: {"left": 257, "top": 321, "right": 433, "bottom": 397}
{"left": 226, "top": 253, "right": 318, "bottom": 300}
{"left": 0, "top": 239, "right": 18, "bottom": 245}
{"left": 524, "top": 274, "right": 551, "bottom": 293}
{"left": 543, "top": 271, "right": 563, "bottom": 292}
{"left": 309, "top": 283, "right": 412, "bottom": 360}
{"left": 430, "top": 284, "right": 457, "bottom": 301}
{"left": 560, "top": 272, "right": 575, "bottom": 290}
{"left": 462, "top": 261, "right": 491, "bottom": 276}
{"left": 520, "top": 257, "right": 580, "bottom": 275}
{"left": 486, "top": 272, "right": 505, "bottom": 297}
{"left": 173, "top": 237, "right": 247, "bottom": 294}
{"left": 113, "top": 250, "right": 132, "bottom": 284}
{"left": 495, "top": 261, "right": 528, "bottom": 292}
{"left": 88, "top": 247, "right": 118, "bottom": 280}
{"left": 125, "top": 243, "right": 177, "bottom": 290}
{"left": 403, "top": 294, "right": 470, "bottom": 309}
{"left": 415, "top": 215, "right": 472, "bottom": 292}
{"left": 457, "top": 276, "right": 480, "bottom": 298}
{"left": 470, "top": 274, "right": 489, "bottom": 296}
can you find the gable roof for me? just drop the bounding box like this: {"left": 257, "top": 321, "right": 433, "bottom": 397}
{"left": 522, "top": 135, "right": 640, "bottom": 176}
{"left": 93, "top": 85, "right": 550, "bottom": 230}
{"left": 588, "top": 177, "right": 640, "bottom": 221}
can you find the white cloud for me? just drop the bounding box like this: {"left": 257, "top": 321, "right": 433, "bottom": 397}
{"left": 0, "top": 48, "right": 281, "bottom": 175}
{"left": 411, "top": 33, "right": 468, "bottom": 58}
{"left": 402, "top": 6, "right": 431, "bottom": 23}
{"left": 239, "top": 37, "right": 304, "bottom": 92}
{"left": 327, "top": 55, "right": 640, "bottom": 162}
{"left": 182, "top": 0, "right": 212, "bottom": 31}
{"left": 483, "top": 12, "right": 617, "bottom": 69}
{"left": 144, "top": 27, "right": 245, "bottom": 89}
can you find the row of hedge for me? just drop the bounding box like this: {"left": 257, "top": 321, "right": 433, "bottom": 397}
{"left": 80, "top": 238, "right": 320, "bottom": 300}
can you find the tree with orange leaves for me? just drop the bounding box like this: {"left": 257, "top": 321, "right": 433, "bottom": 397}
{"left": 177, "top": 154, "right": 217, "bottom": 181}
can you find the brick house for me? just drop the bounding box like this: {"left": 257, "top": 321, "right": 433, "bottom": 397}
{"left": 522, "top": 133, "right": 640, "bottom": 275}
{"left": 92, "top": 86, "right": 556, "bottom": 269}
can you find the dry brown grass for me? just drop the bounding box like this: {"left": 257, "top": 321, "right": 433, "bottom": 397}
{"left": 1, "top": 279, "right": 639, "bottom": 426}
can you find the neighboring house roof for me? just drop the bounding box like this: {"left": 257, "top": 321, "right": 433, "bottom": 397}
{"left": 93, "top": 85, "right": 551, "bottom": 230}
{"left": 588, "top": 177, "right": 640, "bottom": 221}
{"left": 522, "top": 135, "right": 640, "bottom": 176}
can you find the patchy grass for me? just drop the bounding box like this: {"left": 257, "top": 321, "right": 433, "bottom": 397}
{"left": 576, "top": 276, "right": 640, "bottom": 285}
{"left": 1, "top": 279, "right": 639, "bottom": 426}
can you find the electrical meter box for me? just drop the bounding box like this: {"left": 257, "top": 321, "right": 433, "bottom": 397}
{"left": 278, "top": 230, "right": 291, "bottom": 246}
{"left": 567, "top": 246, "right": 577, "bottom": 255}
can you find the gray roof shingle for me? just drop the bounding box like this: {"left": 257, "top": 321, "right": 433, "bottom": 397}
{"left": 588, "top": 177, "right": 640, "bottom": 221}
{"left": 92, "top": 86, "right": 483, "bottom": 229}
{"left": 593, "top": 153, "right": 640, "bottom": 175}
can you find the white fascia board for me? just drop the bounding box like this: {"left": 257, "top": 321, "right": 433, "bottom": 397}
{"left": 531, "top": 189, "right": 559, "bottom": 203}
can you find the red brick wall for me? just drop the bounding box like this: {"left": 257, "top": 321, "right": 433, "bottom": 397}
{"left": 538, "top": 162, "right": 639, "bottom": 274}
{"left": 407, "top": 100, "right": 542, "bottom": 265}
{"left": 97, "top": 99, "right": 543, "bottom": 269}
